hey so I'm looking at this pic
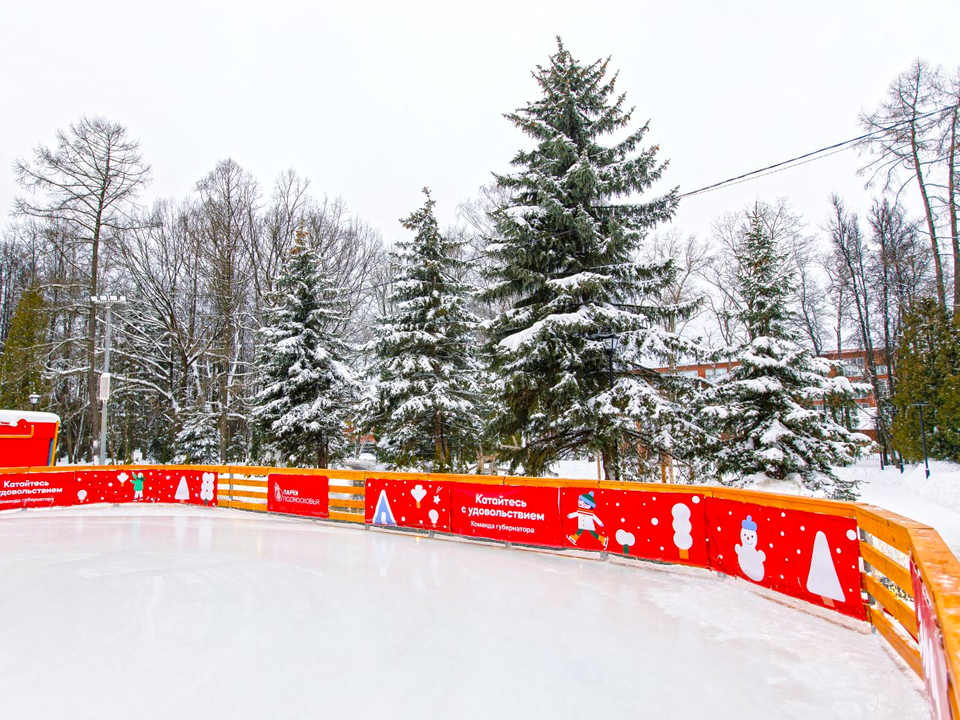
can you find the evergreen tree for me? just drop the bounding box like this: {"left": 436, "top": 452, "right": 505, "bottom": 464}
{"left": 481, "top": 38, "right": 694, "bottom": 480}
{"left": 892, "top": 299, "right": 960, "bottom": 461}
{"left": 359, "top": 189, "right": 483, "bottom": 472}
{"left": 0, "top": 284, "right": 47, "bottom": 409}
{"left": 704, "top": 207, "right": 867, "bottom": 499}
{"left": 252, "top": 229, "right": 355, "bottom": 468}
{"left": 173, "top": 404, "right": 220, "bottom": 464}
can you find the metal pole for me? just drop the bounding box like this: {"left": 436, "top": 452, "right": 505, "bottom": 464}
{"left": 918, "top": 404, "right": 930, "bottom": 479}
{"left": 607, "top": 346, "right": 619, "bottom": 482}
{"left": 99, "top": 304, "right": 111, "bottom": 466}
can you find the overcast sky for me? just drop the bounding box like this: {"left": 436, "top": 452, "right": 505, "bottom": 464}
{"left": 2, "top": 1, "right": 958, "bottom": 247}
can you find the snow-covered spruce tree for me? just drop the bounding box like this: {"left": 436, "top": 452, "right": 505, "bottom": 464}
{"left": 703, "top": 205, "right": 867, "bottom": 499}
{"left": 482, "top": 38, "right": 697, "bottom": 480}
{"left": 358, "top": 189, "right": 484, "bottom": 472}
{"left": 252, "top": 229, "right": 355, "bottom": 468}
{"left": 173, "top": 405, "right": 220, "bottom": 464}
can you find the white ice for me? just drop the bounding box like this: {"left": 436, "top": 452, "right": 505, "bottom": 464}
{"left": 0, "top": 506, "right": 926, "bottom": 720}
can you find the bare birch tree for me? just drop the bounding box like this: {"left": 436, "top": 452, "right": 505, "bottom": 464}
{"left": 859, "top": 60, "right": 948, "bottom": 309}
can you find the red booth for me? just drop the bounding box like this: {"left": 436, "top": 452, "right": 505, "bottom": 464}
{"left": 0, "top": 411, "right": 60, "bottom": 468}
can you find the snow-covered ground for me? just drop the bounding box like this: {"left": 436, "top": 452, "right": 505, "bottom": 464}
{"left": 0, "top": 506, "right": 926, "bottom": 719}
{"left": 841, "top": 456, "right": 960, "bottom": 555}
{"left": 553, "top": 456, "right": 960, "bottom": 556}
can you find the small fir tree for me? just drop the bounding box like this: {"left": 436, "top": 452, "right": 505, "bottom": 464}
{"left": 173, "top": 404, "right": 220, "bottom": 464}
{"left": 704, "top": 206, "right": 867, "bottom": 499}
{"left": 892, "top": 299, "right": 960, "bottom": 461}
{"left": 0, "top": 284, "right": 48, "bottom": 409}
{"left": 252, "top": 229, "right": 355, "bottom": 468}
{"left": 358, "top": 189, "right": 484, "bottom": 472}
{"left": 482, "top": 38, "right": 697, "bottom": 480}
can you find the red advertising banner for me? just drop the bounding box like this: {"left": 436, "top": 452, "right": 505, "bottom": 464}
{"left": 911, "top": 561, "right": 955, "bottom": 720}
{"left": 365, "top": 478, "right": 451, "bottom": 531}
{"left": 451, "top": 483, "right": 561, "bottom": 547}
{"left": 560, "top": 487, "right": 709, "bottom": 568}
{"left": 0, "top": 472, "right": 75, "bottom": 510}
{"left": 73, "top": 469, "right": 217, "bottom": 506}
{"left": 705, "top": 497, "right": 865, "bottom": 620}
{"left": 268, "top": 474, "right": 329, "bottom": 518}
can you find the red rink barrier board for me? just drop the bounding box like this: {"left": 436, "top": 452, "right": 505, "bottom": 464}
{"left": 268, "top": 474, "right": 329, "bottom": 518}
{"left": 1, "top": 469, "right": 216, "bottom": 509}
{"left": 0, "top": 472, "right": 75, "bottom": 510}
{"left": 561, "top": 487, "right": 709, "bottom": 568}
{"left": 0, "top": 412, "right": 59, "bottom": 468}
{"left": 912, "top": 561, "right": 955, "bottom": 720}
{"left": 74, "top": 469, "right": 217, "bottom": 506}
{"left": 705, "top": 497, "right": 865, "bottom": 620}
{"left": 452, "top": 483, "right": 561, "bottom": 547}
{"left": 365, "top": 478, "right": 451, "bottom": 532}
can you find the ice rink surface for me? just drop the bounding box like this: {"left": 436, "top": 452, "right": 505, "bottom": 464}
{"left": 0, "top": 506, "right": 927, "bottom": 720}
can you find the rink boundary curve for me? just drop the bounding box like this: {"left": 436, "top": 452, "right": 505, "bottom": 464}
{"left": 1, "top": 462, "right": 957, "bottom": 717}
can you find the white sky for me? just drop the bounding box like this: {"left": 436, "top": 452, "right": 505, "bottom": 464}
{"left": 2, "top": 1, "right": 959, "bottom": 247}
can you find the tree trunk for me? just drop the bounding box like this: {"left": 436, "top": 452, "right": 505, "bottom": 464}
{"left": 218, "top": 355, "right": 228, "bottom": 464}
{"left": 912, "top": 127, "right": 946, "bottom": 308}
{"left": 87, "top": 209, "right": 104, "bottom": 460}
{"left": 434, "top": 412, "right": 446, "bottom": 471}
{"left": 602, "top": 448, "right": 614, "bottom": 482}
{"left": 949, "top": 108, "right": 959, "bottom": 317}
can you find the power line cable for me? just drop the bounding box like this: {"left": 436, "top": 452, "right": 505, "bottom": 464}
{"left": 678, "top": 105, "right": 952, "bottom": 199}
{"left": 690, "top": 144, "right": 855, "bottom": 195}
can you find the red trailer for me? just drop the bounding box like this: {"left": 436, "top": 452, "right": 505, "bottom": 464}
{"left": 0, "top": 411, "right": 60, "bottom": 468}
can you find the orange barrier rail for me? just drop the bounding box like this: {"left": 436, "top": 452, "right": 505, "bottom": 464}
{"left": 1, "top": 463, "right": 957, "bottom": 715}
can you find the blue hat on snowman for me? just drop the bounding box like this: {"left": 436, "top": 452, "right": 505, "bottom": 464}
{"left": 742, "top": 515, "right": 757, "bottom": 531}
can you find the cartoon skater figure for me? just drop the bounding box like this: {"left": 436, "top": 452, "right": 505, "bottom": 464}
{"left": 566, "top": 490, "right": 608, "bottom": 549}
{"left": 131, "top": 472, "right": 146, "bottom": 501}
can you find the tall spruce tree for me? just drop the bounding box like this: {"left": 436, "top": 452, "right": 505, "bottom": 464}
{"left": 359, "top": 189, "right": 483, "bottom": 472}
{"left": 252, "top": 229, "right": 355, "bottom": 468}
{"left": 482, "top": 38, "right": 694, "bottom": 480}
{"left": 704, "top": 206, "right": 867, "bottom": 498}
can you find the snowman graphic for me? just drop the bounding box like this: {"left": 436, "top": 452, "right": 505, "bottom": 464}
{"left": 735, "top": 515, "right": 765, "bottom": 582}
{"left": 566, "top": 491, "right": 608, "bottom": 550}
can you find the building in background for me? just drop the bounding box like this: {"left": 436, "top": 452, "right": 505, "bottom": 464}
{"left": 657, "top": 349, "right": 890, "bottom": 441}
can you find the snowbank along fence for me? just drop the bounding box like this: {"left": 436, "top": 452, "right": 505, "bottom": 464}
{"left": 1, "top": 463, "right": 958, "bottom": 718}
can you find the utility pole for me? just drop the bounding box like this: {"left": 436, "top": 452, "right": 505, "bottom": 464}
{"left": 911, "top": 402, "right": 931, "bottom": 479}
{"left": 92, "top": 295, "right": 126, "bottom": 465}
{"left": 587, "top": 331, "right": 620, "bottom": 481}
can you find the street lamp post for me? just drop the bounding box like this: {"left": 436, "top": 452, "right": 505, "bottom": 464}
{"left": 92, "top": 295, "right": 126, "bottom": 465}
{"left": 588, "top": 332, "right": 620, "bottom": 481}
{"left": 28, "top": 392, "right": 39, "bottom": 410}
{"left": 911, "top": 402, "right": 931, "bottom": 479}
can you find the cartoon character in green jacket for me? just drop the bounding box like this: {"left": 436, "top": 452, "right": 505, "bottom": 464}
{"left": 132, "top": 472, "right": 145, "bottom": 501}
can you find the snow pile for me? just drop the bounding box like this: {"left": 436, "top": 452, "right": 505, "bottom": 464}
{"left": 837, "top": 457, "right": 960, "bottom": 554}
{"left": 892, "top": 461, "right": 960, "bottom": 514}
